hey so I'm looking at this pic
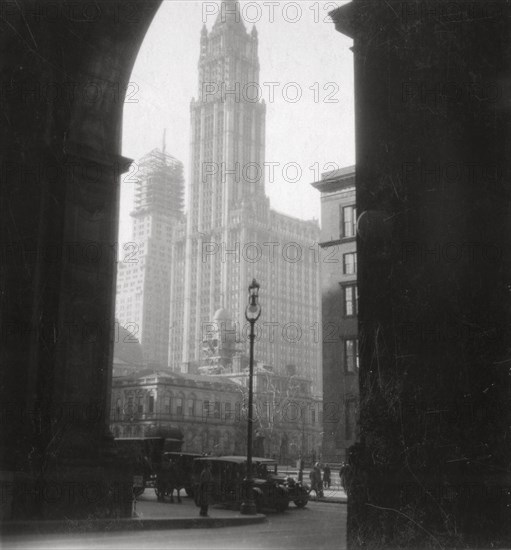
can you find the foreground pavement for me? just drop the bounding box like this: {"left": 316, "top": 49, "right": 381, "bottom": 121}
{"left": 2, "top": 500, "right": 345, "bottom": 550}
{"left": 0, "top": 492, "right": 265, "bottom": 535}
{"left": 1, "top": 483, "right": 346, "bottom": 536}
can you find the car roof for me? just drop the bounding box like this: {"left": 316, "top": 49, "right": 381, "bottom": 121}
{"left": 194, "top": 456, "right": 277, "bottom": 464}
{"left": 164, "top": 452, "right": 203, "bottom": 457}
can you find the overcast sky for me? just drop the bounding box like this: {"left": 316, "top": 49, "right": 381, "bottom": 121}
{"left": 120, "top": 0, "right": 354, "bottom": 244}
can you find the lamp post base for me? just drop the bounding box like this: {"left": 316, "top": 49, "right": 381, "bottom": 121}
{"left": 240, "top": 477, "right": 257, "bottom": 515}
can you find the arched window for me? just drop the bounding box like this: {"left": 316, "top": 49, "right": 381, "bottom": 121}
{"left": 187, "top": 393, "right": 196, "bottom": 418}
{"left": 163, "top": 394, "right": 171, "bottom": 415}
{"left": 148, "top": 393, "right": 155, "bottom": 414}
{"left": 176, "top": 395, "right": 184, "bottom": 416}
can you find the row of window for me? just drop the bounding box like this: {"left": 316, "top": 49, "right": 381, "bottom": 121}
{"left": 114, "top": 396, "right": 322, "bottom": 424}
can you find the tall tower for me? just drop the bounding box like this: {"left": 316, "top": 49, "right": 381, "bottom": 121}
{"left": 170, "top": 4, "right": 322, "bottom": 393}
{"left": 116, "top": 148, "right": 184, "bottom": 366}
{"left": 180, "top": 2, "right": 267, "bottom": 365}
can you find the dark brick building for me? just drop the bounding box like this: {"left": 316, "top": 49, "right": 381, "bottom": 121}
{"left": 312, "top": 166, "right": 358, "bottom": 462}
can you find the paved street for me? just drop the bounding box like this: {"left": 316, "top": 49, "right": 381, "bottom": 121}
{"left": 2, "top": 499, "right": 346, "bottom": 550}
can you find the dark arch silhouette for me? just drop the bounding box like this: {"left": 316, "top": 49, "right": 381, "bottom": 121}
{"left": 1, "top": 0, "right": 162, "bottom": 520}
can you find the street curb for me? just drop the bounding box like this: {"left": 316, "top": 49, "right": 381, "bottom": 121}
{"left": 0, "top": 514, "right": 267, "bottom": 535}
{"left": 315, "top": 498, "right": 346, "bottom": 504}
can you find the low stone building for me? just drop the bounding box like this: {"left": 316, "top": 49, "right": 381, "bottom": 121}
{"left": 110, "top": 315, "right": 322, "bottom": 462}
{"left": 110, "top": 367, "right": 322, "bottom": 463}
{"left": 212, "top": 366, "right": 323, "bottom": 463}
{"left": 110, "top": 369, "right": 242, "bottom": 455}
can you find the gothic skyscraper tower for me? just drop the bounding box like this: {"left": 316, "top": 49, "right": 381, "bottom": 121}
{"left": 190, "top": 2, "right": 266, "bottom": 233}
{"left": 170, "top": 3, "right": 321, "bottom": 392}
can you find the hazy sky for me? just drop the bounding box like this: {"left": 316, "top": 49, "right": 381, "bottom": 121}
{"left": 120, "top": 0, "right": 354, "bottom": 244}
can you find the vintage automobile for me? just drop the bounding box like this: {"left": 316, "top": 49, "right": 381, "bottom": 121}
{"left": 253, "top": 460, "right": 310, "bottom": 508}
{"left": 191, "top": 456, "right": 290, "bottom": 513}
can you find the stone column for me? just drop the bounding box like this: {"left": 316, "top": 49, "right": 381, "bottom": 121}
{"left": 0, "top": 0, "right": 162, "bottom": 521}
{"left": 2, "top": 143, "right": 134, "bottom": 519}
{"left": 332, "top": 1, "right": 511, "bottom": 547}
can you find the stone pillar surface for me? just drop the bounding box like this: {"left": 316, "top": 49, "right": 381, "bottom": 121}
{"left": 0, "top": 0, "right": 161, "bottom": 521}
{"left": 332, "top": 1, "right": 511, "bottom": 547}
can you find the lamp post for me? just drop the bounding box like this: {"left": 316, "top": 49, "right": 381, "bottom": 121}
{"left": 240, "top": 279, "right": 261, "bottom": 515}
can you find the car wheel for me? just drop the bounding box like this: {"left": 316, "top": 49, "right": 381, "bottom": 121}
{"left": 185, "top": 486, "right": 194, "bottom": 497}
{"left": 294, "top": 499, "right": 308, "bottom": 508}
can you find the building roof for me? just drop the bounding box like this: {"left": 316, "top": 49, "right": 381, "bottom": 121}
{"left": 113, "top": 368, "right": 241, "bottom": 392}
{"left": 269, "top": 207, "right": 320, "bottom": 228}
{"left": 310, "top": 165, "right": 356, "bottom": 193}
{"left": 322, "top": 165, "right": 356, "bottom": 180}
{"left": 213, "top": 307, "right": 232, "bottom": 321}
{"left": 212, "top": 0, "right": 246, "bottom": 30}
{"left": 194, "top": 456, "right": 276, "bottom": 464}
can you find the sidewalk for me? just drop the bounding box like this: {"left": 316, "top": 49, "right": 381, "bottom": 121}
{"left": 1, "top": 485, "right": 345, "bottom": 536}
{"left": 0, "top": 493, "right": 266, "bottom": 535}
{"left": 310, "top": 486, "right": 347, "bottom": 504}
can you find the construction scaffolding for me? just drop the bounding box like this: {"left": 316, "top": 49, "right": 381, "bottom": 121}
{"left": 131, "top": 148, "right": 184, "bottom": 219}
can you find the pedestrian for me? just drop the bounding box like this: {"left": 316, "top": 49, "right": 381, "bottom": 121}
{"left": 340, "top": 462, "right": 348, "bottom": 492}
{"left": 198, "top": 461, "right": 212, "bottom": 517}
{"left": 323, "top": 464, "right": 331, "bottom": 489}
{"left": 314, "top": 462, "right": 324, "bottom": 497}
{"left": 309, "top": 462, "right": 323, "bottom": 498}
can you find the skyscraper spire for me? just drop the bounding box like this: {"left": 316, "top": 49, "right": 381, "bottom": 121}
{"left": 213, "top": 0, "right": 244, "bottom": 28}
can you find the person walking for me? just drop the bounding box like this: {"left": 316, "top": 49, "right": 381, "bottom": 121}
{"left": 323, "top": 464, "right": 331, "bottom": 489}
{"left": 309, "top": 462, "right": 324, "bottom": 498}
{"left": 308, "top": 467, "right": 316, "bottom": 497}
{"left": 198, "top": 461, "right": 212, "bottom": 517}
{"left": 314, "top": 462, "right": 324, "bottom": 497}
{"left": 340, "top": 462, "right": 351, "bottom": 492}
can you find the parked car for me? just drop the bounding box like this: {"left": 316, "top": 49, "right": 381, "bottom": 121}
{"left": 272, "top": 474, "right": 309, "bottom": 507}
{"left": 253, "top": 461, "right": 310, "bottom": 508}
{"left": 191, "top": 456, "right": 289, "bottom": 512}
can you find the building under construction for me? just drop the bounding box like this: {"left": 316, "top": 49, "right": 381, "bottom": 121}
{"left": 115, "top": 147, "right": 185, "bottom": 367}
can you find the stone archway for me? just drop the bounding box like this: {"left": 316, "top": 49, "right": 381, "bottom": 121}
{"left": 3, "top": 1, "right": 511, "bottom": 544}
{"left": 1, "top": 0, "right": 162, "bottom": 520}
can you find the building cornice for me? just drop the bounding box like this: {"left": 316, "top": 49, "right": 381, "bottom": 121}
{"left": 319, "top": 237, "right": 356, "bottom": 248}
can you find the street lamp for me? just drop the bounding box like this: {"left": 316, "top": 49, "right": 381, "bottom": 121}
{"left": 240, "top": 278, "right": 261, "bottom": 515}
